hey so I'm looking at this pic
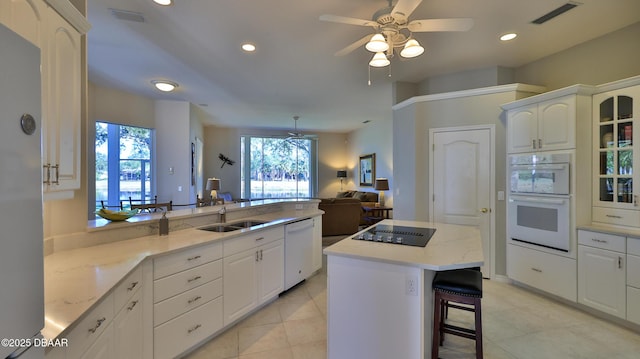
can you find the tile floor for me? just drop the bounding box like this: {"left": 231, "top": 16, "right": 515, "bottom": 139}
{"left": 185, "top": 261, "right": 640, "bottom": 359}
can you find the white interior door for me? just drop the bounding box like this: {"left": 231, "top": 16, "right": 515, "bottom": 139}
{"left": 430, "top": 127, "right": 493, "bottom": 277}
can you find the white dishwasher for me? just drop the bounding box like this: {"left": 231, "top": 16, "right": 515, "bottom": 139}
{"left": 284, "top": 218, "right": 314, "bottom": 290}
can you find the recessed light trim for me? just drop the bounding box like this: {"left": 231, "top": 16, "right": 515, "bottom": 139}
{"left": 242, "top": 43, "right": 256, "bottom": 52}
{"left": 500, "top": 33, "right": 517, "bottom": 41}
{"left": 151, "top": 80, "right": 178, "bottom": 92}
{"left": 152, "top": 0, "right": 173, "bottom": 6}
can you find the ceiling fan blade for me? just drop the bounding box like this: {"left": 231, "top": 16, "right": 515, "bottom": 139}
{"left": 335, "top": 35, "right": 371, "bottom": 56}
{"left": 319, "top": 14, "right": 378, "bottom": 27}
{"left": 391, "top": 0, "right": 423, "bottom": 20}
{"left": 407, "top": 18, "right": 474, "bottom": 32}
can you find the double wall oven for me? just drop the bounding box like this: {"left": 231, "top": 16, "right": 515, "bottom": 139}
{"left": 507, "top": 153, "right": 572, "bottom": 252}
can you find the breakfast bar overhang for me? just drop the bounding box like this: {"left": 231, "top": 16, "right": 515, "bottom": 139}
{"left": 323, "top": 219, "right": 484, "bottom": 359}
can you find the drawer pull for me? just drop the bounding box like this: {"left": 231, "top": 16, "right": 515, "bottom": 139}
{"left": 256, "top": 251, "right": 259, "bottom": 262}
{"left": 606, "top": 214, "right": 623, "bottom": 219}
{"left": 187, "top": 255, "right": 202, "bottom": 261}
{"left": 127, "top": 300, "right": 138, "bottom": 311}
{"left": 188, "top": 324, "right": 202, "bottom": 334}
{"left": 255, "top": 237, "right": 264, "bottom": 242}
{"left": 188, "top": 275, "right": 202, "bottom": 283}
{"left": 188, "top": 296, "right": 202, "bottom": 305}
{"left": 127, "top": 281, "right": 139, "bottom": 291}
{"left": 619, "top": 256, "right": 623, "bottom": 269}
{"left": 260, "top": 249, "right": 263, "bottom": 261}
{"left": 591, "top": 238, "right": 608, "bottom": 244}
{"left": 88, "top": 317, "right": 106, "bottom": 333}
{"left": 531, "top": 267, "right": 543, "bottom": 273}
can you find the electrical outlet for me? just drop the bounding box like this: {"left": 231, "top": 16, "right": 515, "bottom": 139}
{"left": 406, "top": 275, "right": 418, "bottom": 296}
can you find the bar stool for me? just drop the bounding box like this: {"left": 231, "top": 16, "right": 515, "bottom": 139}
{"left": 432, "top": 268, "right": 483, "bottom": 359}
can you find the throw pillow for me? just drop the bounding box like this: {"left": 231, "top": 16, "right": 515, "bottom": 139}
{"left": 336, "top": 191, "right": 352, "bottom": 198}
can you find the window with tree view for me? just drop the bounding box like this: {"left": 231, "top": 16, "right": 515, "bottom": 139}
{"left": 95, "top": 122, "right": 154, "bottom": 210}
{"left": 241, "top": 136, "right": 317, "bottom": 199}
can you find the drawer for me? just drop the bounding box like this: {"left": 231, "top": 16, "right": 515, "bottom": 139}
{"left": 66, "top": 294, "right": 114, "bottom": 359}
{"left": 578, "top": 230, "right": 625, "bottom": 252}
{"left": 154, "top": 259, "right": 222, "bottom": 303}
{"left": 154, "top": 296, "right": 223, "bottom": 359}
{"left": 223, "top": 226, "right": 284, "bottom": 257}
{"left": 628, "top": 254, "right": 640, "bottom": 288}
{"left": 113, "top": 265, "right": 142, "bottom": 312}
{"left": 154, "top": 278, "right": 222, "bottom": 326}
{"left": 507, "top": 243, "right": 577, "bottom": 301}
{"left": 629, "top": 237, "right": 640, "bottom": 256}
{"left": 154, "top": 241, "right": 222, "bottom": 279}
{"left": 627, "top": 286, "right": 640, "bottom": 325}
{"left": 592, "top": 207, "right": 640, "bottom": 227}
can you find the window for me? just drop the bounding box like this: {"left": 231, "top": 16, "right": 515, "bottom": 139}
{"left": 95, "top": 122, "right": 154, "bottom": 210}
{"left": 241, "top": 136, "right": 317, "bottom": 199}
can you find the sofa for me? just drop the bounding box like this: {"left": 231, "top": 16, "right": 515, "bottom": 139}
{"left": 318, "top": 191, "right": 379, "bottom": 236}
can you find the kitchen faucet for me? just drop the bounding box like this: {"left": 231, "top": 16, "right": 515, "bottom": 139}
{"left": 218, "top": 206, "right": 226, "bottom": 223}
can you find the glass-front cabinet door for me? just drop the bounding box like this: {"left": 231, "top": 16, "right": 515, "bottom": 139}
{"left": 594, "top": 90, "right": 637, "bottom": 207}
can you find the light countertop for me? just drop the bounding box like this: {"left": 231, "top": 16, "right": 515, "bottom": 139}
{"left": 323, "top": 219, "right": 484, "bottom": 271}
{"left": 43, "top": 207, "right": 322, "bottom": 340}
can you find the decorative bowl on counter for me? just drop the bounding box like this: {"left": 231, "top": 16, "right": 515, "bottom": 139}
{"left": 96, "top": 208, "right": 140, "bottom": 221}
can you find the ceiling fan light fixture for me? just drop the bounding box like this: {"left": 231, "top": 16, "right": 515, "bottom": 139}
{"left": 152, "top": 0, "right": 172, "bottom": 5}
{"left": 500, "top": 33, "right": 517, "bottom": 41}
{"left": 400, "top": 39, "right": 424, "bottom": 58}
{"left": 369, "top": 52, "right": 390, "bottom": 67}
{"left": 365, "top": 34, "right": 389, "bottom": 53}
{"left": 241, "top": 43, "right": 256, "bottom": 52}
{"left": 151, "top": 80, "right": 178, "bottom": 92}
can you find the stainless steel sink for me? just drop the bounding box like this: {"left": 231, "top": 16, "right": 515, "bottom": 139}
{"left": 198, "top": 220, "right": 269, "bottom": 232}
{"left": 198, "top": 225, "right": 241, "bottom": 232}
{"left": 227, "top": 220, "right": 268, "bottom": 228}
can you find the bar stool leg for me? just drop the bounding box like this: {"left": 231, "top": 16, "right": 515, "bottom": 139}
{"left": 474, "top": 297, "right": 483, "bottom": 359}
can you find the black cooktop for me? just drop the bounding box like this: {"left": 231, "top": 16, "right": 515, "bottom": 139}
{"left": 352, "top": 224, "right": 436, "bottom": 247}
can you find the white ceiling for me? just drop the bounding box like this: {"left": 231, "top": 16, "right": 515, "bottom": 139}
{"left": 86, "top": 0, "right": 640, "bottom": 133}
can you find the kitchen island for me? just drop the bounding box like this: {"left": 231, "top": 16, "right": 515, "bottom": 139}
{"left": 323, "top": 219, "right": 483, "bottom": 359}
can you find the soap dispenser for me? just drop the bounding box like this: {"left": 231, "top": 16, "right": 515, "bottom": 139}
{"left": 159, "top": 211, "right": 169, "bottom": 235}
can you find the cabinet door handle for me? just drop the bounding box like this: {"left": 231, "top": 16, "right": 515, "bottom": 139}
{"left": 51, "top": 164, "right": 59, "bottom": 184}
{"left": 127, "top": 281, "right": 139, "bottom": 291}
{"left": 187, "top": 255, "right": 201, "bottom": 261}
{"left": 88, "top": 317, "right": 106, "bottom": 333}
{"left": 187, "top": 275, "right": 202, "bottom": 283}
{"left": 591, "top": 238, "right": 608, "bottom": 244}
{"left": 531, "top": 267, "right": 542, "bottom": 273}
{"left": 187, "top": 324, "right": 202, "bottom": 334}
{"left": 256, "top": 251, "right": 259, "bottom": 262}
{"left": 606, "top": 214, "right": 623, "bottom": 219}
{"left": 255, "top": 237, "right": 264, "bottom": 242}
{"left": 127, "top": 300, "right": 138, "bottom": 311}
{"left": 619, "top": 256, "right": 623, "bottom": 269}
{"left": 260, "top": 249, "right": 263, "bottom": 261}
{"left": 43, "top": 164, "right": 51, "bottom": 185}
{"left": 188, "top": 296, "right": 202, "bottom": 305}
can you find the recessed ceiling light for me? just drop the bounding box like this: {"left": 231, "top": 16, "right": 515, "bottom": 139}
{"left": 152, "top": 0, "right": 172, "bottom": 5}
{"left": 242, "top": 43, "right": 256, "bottom": 52}
{"left": 151, "top": 80, "right": 178, "bottom": 92}
{"left": 500, "top": 33, "right": 517, "bottom": 41}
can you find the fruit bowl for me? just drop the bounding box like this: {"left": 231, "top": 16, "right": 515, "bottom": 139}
{"left": 96, "top": 208, "right": 140, "bottom": 221}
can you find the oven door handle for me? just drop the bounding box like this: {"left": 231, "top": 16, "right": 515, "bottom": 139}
{"left": 509, "top": 196, "right": 567, "bottom": 205}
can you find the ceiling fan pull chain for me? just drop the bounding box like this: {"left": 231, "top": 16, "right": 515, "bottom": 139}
{"left": 368, "top": 65, "right": 371, "bottom": 86}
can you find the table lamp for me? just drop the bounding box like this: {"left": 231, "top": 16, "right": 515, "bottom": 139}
{"left": 374, "top": 178, "right": 389, "bottom": 207}
{"left": 337, "top": 170, "right": 347, "bottom": 191}
{"left": 206, "top": 178, "right": 220, "bottom": 201}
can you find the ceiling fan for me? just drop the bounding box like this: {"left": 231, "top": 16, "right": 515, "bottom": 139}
{"left": 287, "top": 116, "right": 317, "bottom": 140}
{"left": 320, "top": 0, "right": 473, "bottom": 60}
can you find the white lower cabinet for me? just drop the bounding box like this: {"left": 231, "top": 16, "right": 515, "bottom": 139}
{"left": 284, "top": 219, "right": 314, "bottom": 290}
{"left": 78, "top": 323, "right": 114, "bottom": 359}
{"left": 223, "top": 237, "right": 284, "bottom": 326}
{"left": 507, "top": 243, "right": 577, "bottom": 301}
{"left": 113, "top": 289, "right": 144, "bottom": 359}
{"left": 312, "top": 216, "right": 323, "bottom": 273}
{"left": 577, "top": 230, "right": 626, "bottom": 318}
{"left": 627, "top": 238, "right": 640, "bottom": 324}
{"left": 66, "top": 293, "right": 115, "bottom": 359}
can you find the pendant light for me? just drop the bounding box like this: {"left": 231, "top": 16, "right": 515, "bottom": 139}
{"left": 365, "top": 34, "right": 389, "bottom": 53}
{"left": 400, "top": 39, "right": 424, "bottom": 58}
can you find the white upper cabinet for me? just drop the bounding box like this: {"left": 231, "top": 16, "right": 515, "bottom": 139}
{"left": 507, "top": 95, "right": 577, "bottom": 153}
{"left": 42, "top": 5, "right": 81, "bottom": 197}
{"left": 0, "top": 0, "right": 89, "bottom": 200}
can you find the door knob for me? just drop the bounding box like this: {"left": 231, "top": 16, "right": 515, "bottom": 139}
{"left": 480, "top": 208, "right": 489, "bottom": 213}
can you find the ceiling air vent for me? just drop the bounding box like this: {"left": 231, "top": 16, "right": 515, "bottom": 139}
{"left": 531, "top": 2, "right": 580, "bottom": 25}
{"left": 110, "top": 8, "right": 145, "bottom": 23}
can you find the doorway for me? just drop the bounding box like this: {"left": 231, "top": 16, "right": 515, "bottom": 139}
{"left": 429, "top": 125, "right": 495, "bottom": 278}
